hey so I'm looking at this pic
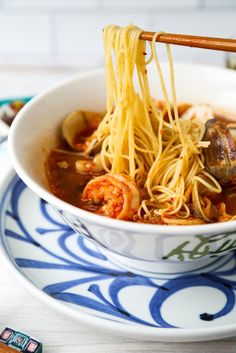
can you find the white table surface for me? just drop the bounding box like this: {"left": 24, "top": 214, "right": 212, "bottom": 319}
{"left": 0, "top": 67, "right": 236, "bottom": 353}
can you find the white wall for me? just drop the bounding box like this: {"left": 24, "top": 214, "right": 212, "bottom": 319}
{"left": 0, "top": 0, "right": 235, "bottom": 68}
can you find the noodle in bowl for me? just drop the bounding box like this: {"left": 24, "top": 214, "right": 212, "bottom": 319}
{"left": 9, "top": 63, "right": 236, "bottom": 276}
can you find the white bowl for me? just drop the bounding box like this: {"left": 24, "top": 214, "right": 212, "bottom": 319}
{"left": 8, "top": 63, "right": 236, "bottom": 276}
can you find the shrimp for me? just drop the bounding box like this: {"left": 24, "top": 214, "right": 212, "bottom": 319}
{"left": 75, "top": 154, "right": 104, "bottom": 174}
{"left": 81, "top": 174, "right": 140, "bottom": 220}
{"left": 181, "top": 104, "right": 214, "bottom": 124}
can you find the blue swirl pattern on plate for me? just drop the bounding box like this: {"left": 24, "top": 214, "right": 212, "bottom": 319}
{"left": 1, "top": 175, "right": 236, "bottom": 328}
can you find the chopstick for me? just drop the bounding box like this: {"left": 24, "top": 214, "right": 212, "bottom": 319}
{"left": 140, "top": 32, "right": 236, "bottom": 52}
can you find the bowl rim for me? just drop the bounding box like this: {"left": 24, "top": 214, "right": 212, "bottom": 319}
{"left": 8, "top": 63, "right": 236, "bottom": 236}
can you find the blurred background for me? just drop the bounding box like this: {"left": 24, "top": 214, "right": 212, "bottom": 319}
{"left": 0, "top": 0, "right": 235, "bottom": 98}
{"left": 0, "top": 0, "right": 235, "bottom": 69}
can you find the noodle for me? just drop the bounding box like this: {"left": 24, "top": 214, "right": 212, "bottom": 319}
{"left": 82, "top": 24, "right": 226, "bottom": 224}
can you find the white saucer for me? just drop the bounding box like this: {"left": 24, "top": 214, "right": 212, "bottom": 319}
{"left": 1, "top": 171, "right": 236, "bottom": 342}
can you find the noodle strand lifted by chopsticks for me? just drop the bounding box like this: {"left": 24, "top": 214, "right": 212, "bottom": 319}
{"left": 88, "top": 24, "right": 222, "bottom": 224}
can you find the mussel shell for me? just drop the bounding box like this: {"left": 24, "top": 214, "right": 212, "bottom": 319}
{"left": 62, "top": 110, "right": 102, "bottom": 150}
{"left": 204, "top": 118, "right": 236, "bottom": 184}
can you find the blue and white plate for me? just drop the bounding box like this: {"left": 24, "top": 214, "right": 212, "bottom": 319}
{"left": 1, "top": 171, "right": 236, "bottom": 342}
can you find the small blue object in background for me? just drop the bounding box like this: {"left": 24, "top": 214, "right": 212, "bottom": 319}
{"left": 0, "top": 97, "right": 32, "bottom": 107}
{"left": 0, "top": 327, "right": 42, "bottom": 352}
{"left": 0, "top": 97, "right": 32, "bottom": 127}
